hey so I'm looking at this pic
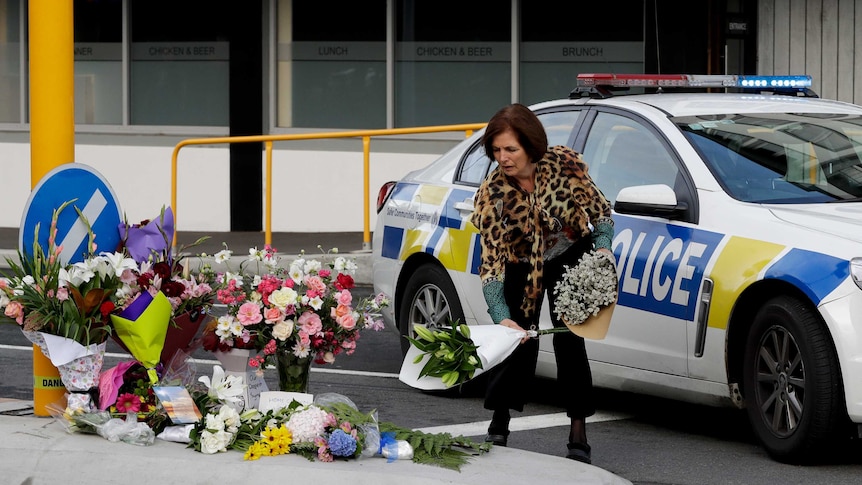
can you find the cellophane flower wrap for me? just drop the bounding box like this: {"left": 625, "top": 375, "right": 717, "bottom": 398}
{"left": 552, "top": 250, "right": 618, "bottom": 326}
{"left": 199, "top": 245, "right": 390, "bottom": 372}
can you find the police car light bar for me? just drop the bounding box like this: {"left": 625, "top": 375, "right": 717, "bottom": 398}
{"left": 576, "top": 73, "right": 813, "bottom": 90}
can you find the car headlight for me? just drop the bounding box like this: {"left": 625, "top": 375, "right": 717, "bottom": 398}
{"left": 852, "top": 258, "right": 862, "bottom": 290}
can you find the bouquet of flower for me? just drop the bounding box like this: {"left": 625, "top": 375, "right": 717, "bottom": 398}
{"left": 186, "top": 366, "right": 489, "bottom": 470}
{"left": 400, "top": 322, "right": 569, "bottom": 390}
{"left": 0, "top": 201, "right": 141, "bottom": 413}
{"left": 199, "top": 245, "right": 390, "bottom": 371}
{"left": 112, "top": 206, "right": 218, "bottom": 366}
{"left": 552, "top": 249, "right": 618, "bottom": 338}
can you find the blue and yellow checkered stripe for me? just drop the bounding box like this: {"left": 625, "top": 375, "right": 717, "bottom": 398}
{"left": 380, "top": 183, "right": 481, "bottom": 273}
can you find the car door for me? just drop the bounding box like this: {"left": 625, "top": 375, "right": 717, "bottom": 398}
{"left": 579, "top": 109, "right": 700, "bottom": 376}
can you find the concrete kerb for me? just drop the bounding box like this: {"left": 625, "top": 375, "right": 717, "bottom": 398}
{"left": 0, "top": 414, "right": 632, "bottom": 485}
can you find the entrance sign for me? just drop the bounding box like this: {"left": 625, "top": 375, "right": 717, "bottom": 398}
{"left": 20, "top": 163, "right": 123, "bottom": 264}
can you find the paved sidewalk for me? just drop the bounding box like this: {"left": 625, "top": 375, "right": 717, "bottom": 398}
{"left": 0, "top": 412, "right": 630, "bottom": 485}
{"left": 0, "top": 227, "right": 632, "bottom": 484}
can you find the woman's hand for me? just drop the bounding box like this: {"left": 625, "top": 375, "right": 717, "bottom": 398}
{"left": 500, "top": 318, "right": 529, "bottom": 344}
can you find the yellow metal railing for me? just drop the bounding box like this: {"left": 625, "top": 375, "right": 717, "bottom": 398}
{"left": 171, "top": 123, "right": 487, "bottom": 250}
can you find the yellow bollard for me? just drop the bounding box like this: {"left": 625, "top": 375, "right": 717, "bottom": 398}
{"left": 32, "top": 345, "right": 65, "bottom": 416}
{"left": 28, "top": 0, "right": 74, "bottom": 416}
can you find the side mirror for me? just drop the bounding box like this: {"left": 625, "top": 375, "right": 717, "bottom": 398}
{"left": 613, "top": 184, "right": 688, "bottom": 219}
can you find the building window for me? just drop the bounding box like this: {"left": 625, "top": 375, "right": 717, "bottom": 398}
{"left": 74, "top": 0, "right": 122, "bottom": 125}
{"left": 519, "top": 1, "right": 645, "bottom": 105}
{"left": 395, "top": 0, "right": 510, "bottom": 127}
{"left": 129, "top": 0, "right": 229, "bottom": 126}
{"left": 277, "top": 0, "right": 387, "bottom": 129}
{"left": 0, "top": 0, "right": 22, "bottom": 123}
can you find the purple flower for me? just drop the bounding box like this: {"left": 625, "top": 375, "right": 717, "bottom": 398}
{"left": 327, "top": 429, "right": 357, "bottom": 457}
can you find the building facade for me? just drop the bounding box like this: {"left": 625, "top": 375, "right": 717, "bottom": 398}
{"left": 3, "top": 0, "right": 848, "bottom": 235}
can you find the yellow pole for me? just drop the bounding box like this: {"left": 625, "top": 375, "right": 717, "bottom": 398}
{"left": 362, "top": 136, "right": 371, "bottom": 250}
{"left": 29, "top": 0, "right": 75, "bottom": 415}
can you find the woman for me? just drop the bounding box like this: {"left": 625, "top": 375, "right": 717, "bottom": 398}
{"left": 470, "top": 103, "right": 614, "bottom": 464}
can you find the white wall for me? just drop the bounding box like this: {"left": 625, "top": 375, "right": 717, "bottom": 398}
{"left": 1, "top": 141, "right": 442, "bottom": 233}
{"left": 758, "top": 0, "right": 862, "bottom": 104}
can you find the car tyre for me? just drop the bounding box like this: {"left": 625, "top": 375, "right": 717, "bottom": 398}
{"left": 397, "top": 262, "right": 465, "bottom": 357}
{"left": 742, "top": 295, "right": 846, "bottom": 463}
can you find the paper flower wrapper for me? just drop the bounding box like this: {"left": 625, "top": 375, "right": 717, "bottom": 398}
{"left": 23, "top": 330, "right": 107, "bottom": 413}
{"left": 119, "top": 206, "right": 174, "bottom": 264}
{"left": 110, "top": 291, "right": 172, "bottom": 384}
{"left": 399, "top": 325, "right": 525, "bottom": 391}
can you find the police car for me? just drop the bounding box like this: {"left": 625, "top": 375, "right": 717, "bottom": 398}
{"left": 371, "top": 73, "right": 862, "bottom": 463}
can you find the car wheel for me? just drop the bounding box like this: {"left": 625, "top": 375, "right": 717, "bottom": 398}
{"left": 742, "top": 295, "right": 845, "bottom": 463}
{"left": 397, "top": 263, "right": 465, "bottom": 356}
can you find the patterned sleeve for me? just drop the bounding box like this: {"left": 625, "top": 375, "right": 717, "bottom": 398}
{"left": 470, "top": 176, "right": 512, "bottom": 324}
{"left": 557, "top": 147, "right": 615, "bottom": 251}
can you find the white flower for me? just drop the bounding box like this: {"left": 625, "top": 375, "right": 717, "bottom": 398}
{"left": 272, "top": 319, "right": 295, "bottom": 341}
{"left": 218, "top": 404, "right": 241, "bottom": 434}
{"left": 199, "top": 365, "right": 245, "bottom": 404}
{"left": 248, "top": 247, "right": 264, "bottom": 261}
{"left": 292, "top": 341, "right": 311, "bottom": 358}
{"left": 269, "top": 287, "right": 298, "bottom": 309}
{"left": 552, "top": 251, "right": 617, "bottom": 326}
{"left": 200, "top": 429, "right": 232, "bottom": 454}
{"left": 216, "top": 315, "right": 241, "bottom": 339}
{"left": 288, "top": 266, "right": 304, "bottom": 284}
{"left": 305, "top": 295, "right": 324, "bottom": 311}
{"left": 303, "top": 259, "right": 322, "bottom": 274}
{"left": 285, "top": 404, "right": 330, "bottom": 443}
{"left": 224, "top": 272, "right": 243, "bottom": 287}
{"left": 205, "top": 412, "right": 225, "bottom": 432}
{"left": 214, "top": 249, "right": 232, "bottom": 264}
{"left": 333, "top": 257, "right": 357, "bottom": 274}
{"left": 66, "top": 263, "right": 95, "bottom": 286}
{"left": 99, "top": 251, "right": 138, "bottom": 278}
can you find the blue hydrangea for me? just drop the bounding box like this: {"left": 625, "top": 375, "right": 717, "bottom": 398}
{"left": 328, "top": 429, "right": 357, "bottom": 457}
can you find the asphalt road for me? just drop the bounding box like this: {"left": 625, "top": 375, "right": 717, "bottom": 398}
{"left": 3, "top": 289, "right": 862, "bottom": 484}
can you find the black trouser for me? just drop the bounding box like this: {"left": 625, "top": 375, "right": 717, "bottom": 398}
{"left": 483, "top": 237, "right": 595, "bottom": 419}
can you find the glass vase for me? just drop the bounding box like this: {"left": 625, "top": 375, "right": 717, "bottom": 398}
{"left": 276, "top": 350, "right": 313, "bottom": 393}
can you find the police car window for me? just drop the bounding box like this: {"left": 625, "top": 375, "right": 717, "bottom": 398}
{"left": 456, "top": 110, "right": 582, "bottom": 185}
{"left": 583, "top": 112, "right": 679, "bottom": 203}
{"left": 678, "top": 113, "right": 862, "bottom": 203}
{"left": 538, "top": 110, "right": 582, "bottom": 147}
{"left": 457, "top": 142, "right": 493, "bottom": 186}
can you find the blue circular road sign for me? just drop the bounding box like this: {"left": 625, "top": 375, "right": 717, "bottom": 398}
{"left": 19, "top": 164, "right": 123, "bottom": 264}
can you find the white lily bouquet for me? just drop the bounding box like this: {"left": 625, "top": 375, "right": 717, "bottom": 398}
{"left": 552, "top": 250, "right": 618, "bottom": 339}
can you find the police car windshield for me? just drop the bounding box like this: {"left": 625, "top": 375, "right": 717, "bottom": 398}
{"left": 676, "top": 113, "right": 862, "bottom": 203}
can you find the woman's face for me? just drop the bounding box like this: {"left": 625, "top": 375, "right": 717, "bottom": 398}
{"left": 492, "top": 129, "right": 533, "bottom": 180}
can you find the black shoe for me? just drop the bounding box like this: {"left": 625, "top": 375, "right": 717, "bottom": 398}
{"left": 566, "top": 442, "right": 591, "bottom": 464}
{"left": 484, "top": 433, "right": 508, "bottom": 447}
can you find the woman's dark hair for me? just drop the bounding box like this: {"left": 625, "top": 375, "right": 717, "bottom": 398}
{"left": 482, "top": 103, "right": 548, "bottom": 163}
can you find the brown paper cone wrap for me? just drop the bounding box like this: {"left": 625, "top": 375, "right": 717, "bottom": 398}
{"left": 563, "top": 302, "right": 615, "bottom": 340}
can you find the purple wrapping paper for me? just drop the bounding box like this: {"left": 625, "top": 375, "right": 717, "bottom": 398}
{"left": 119, "top": 207, "right": 174, "bottom": 263}
{"left": 120, "top": 290, "right": 153, "bottom": 321}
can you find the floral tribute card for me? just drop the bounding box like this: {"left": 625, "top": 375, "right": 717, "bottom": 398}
{"left": 153, "top": 386, "right": 203, "bottom": 424}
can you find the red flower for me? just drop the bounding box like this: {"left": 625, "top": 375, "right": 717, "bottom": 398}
{"left": 152, "top": 262, "right": 172, "bottom": 280}
{"left": 336, "top": 273, "right": 355, "bottom": 290}
{"left": 100, "top": 301, "right": 116, "bottom": 318}
{"left": 161, "top": 280, "right": 186, "bottom": 298}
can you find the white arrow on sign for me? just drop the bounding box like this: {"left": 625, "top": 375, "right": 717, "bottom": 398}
{"left": 58, "top": 189, "right": 108, "bottom": 264}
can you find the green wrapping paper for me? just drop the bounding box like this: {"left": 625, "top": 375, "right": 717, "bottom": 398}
{"left": 110, "top": 291, "right": 172, "bottom": 384}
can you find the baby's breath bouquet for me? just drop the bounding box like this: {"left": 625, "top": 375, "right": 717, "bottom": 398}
{"left": 552, "top": 250, "right": 618, "bottom": 338}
